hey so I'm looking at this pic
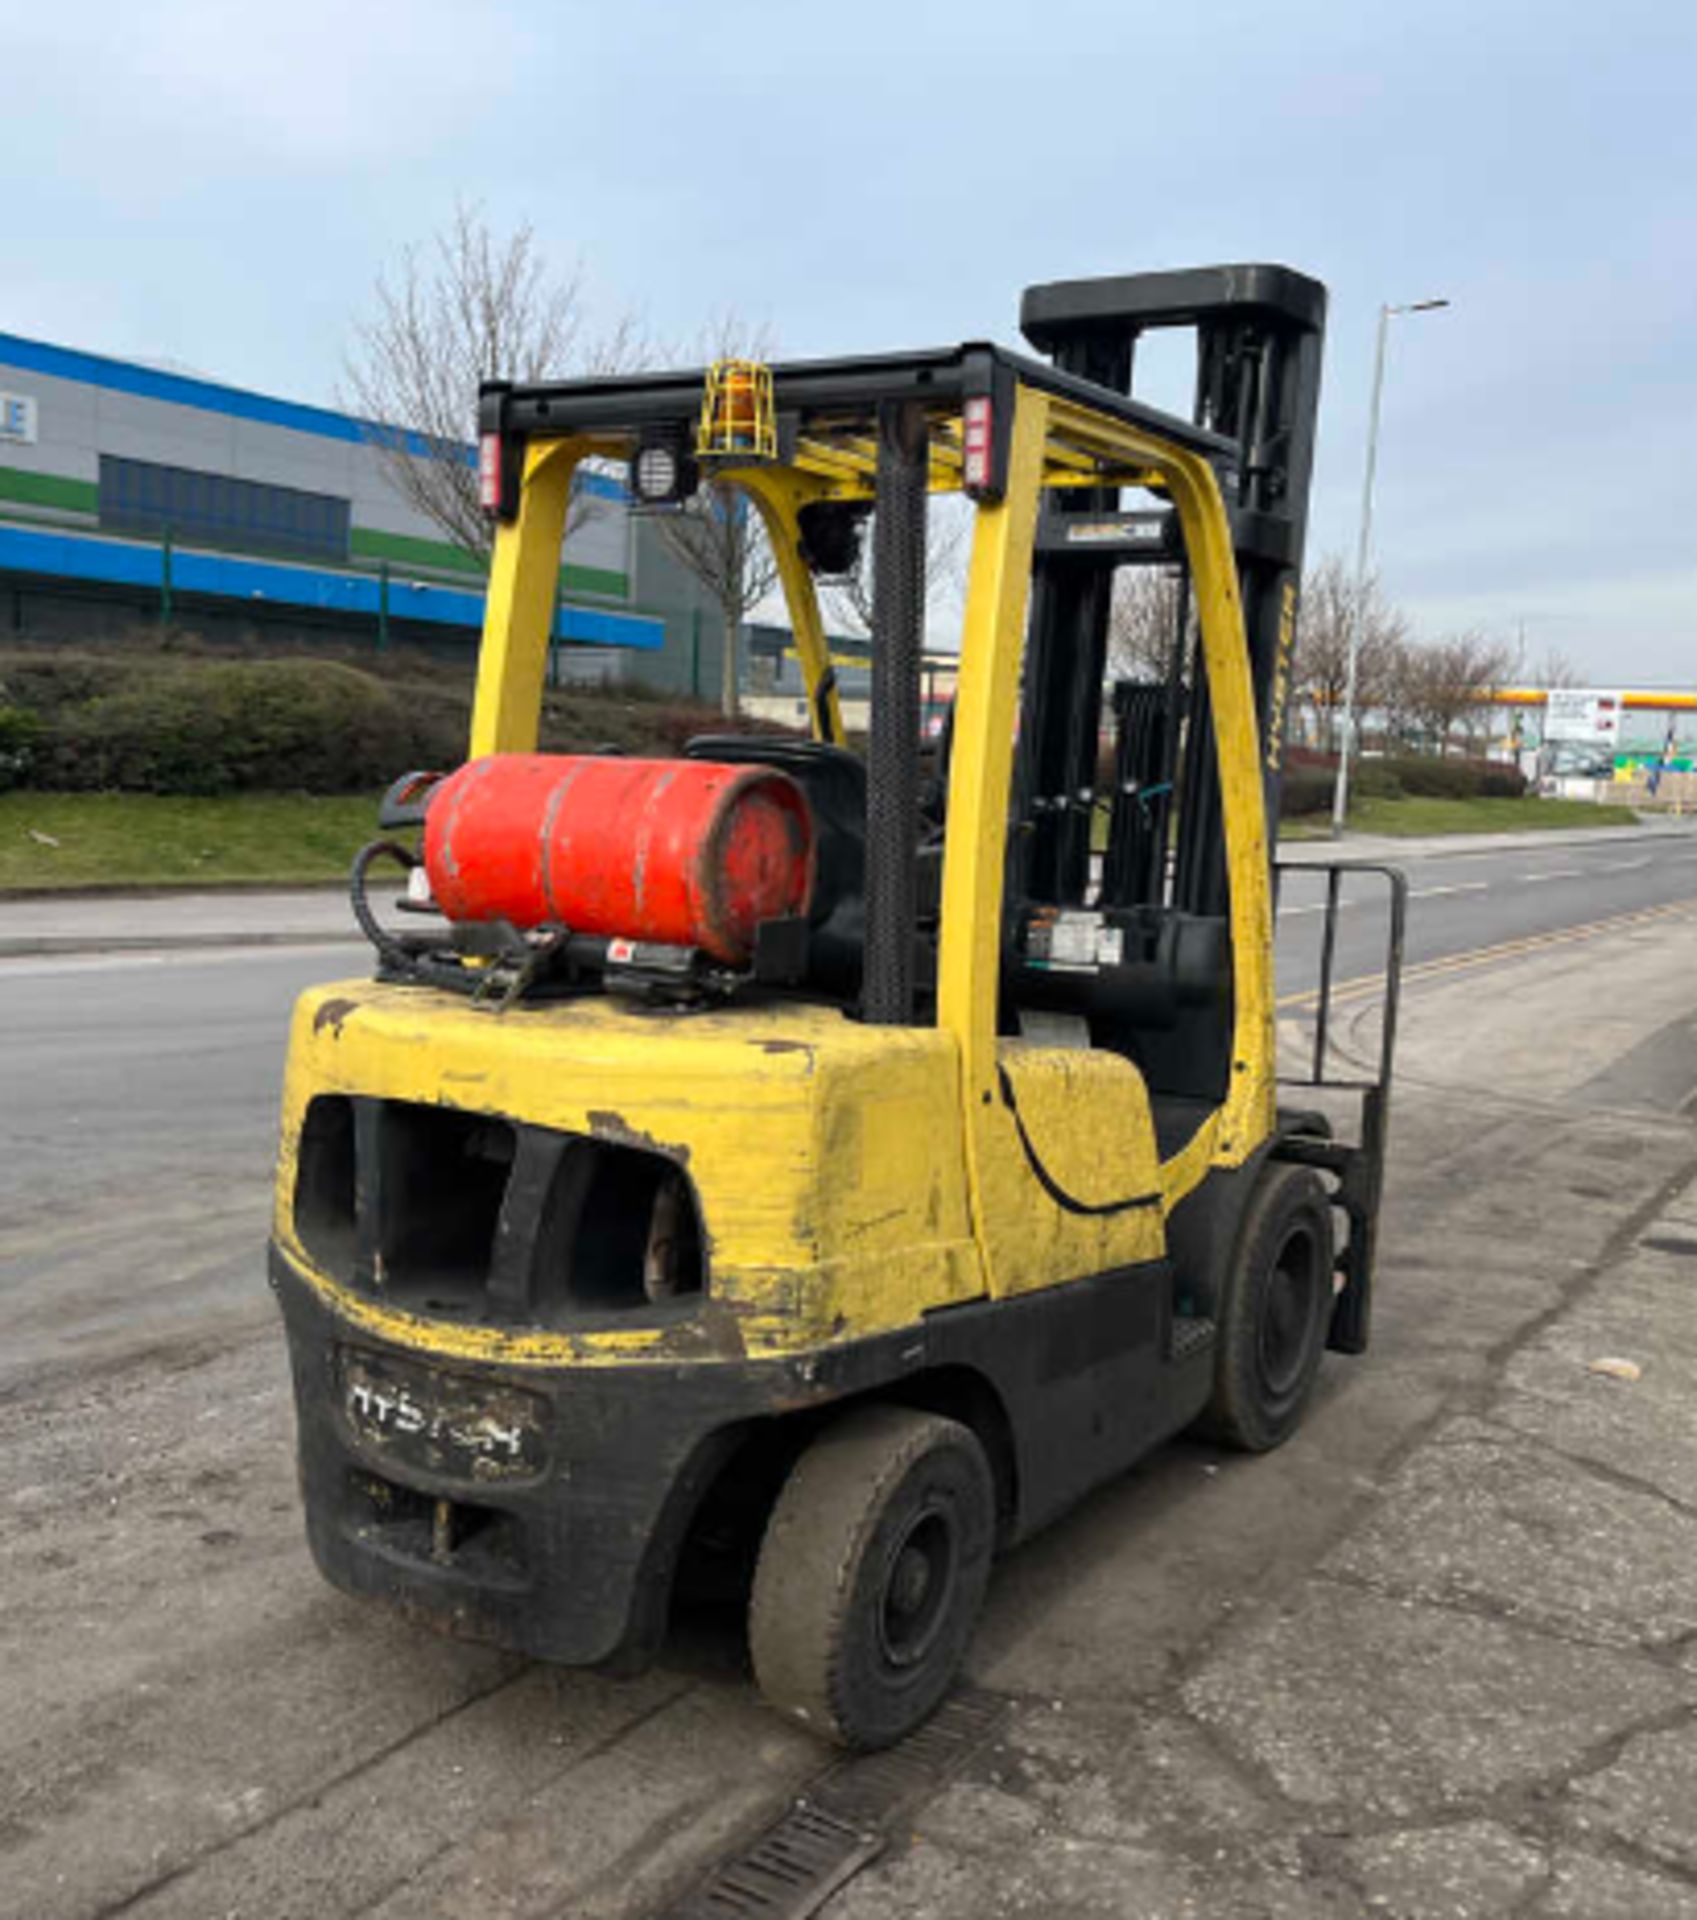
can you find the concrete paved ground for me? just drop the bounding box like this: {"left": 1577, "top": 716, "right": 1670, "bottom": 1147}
{"left": 2, "top": 866, "right": 1696, "bottom": 1917}
{"left": 829, "top": 913, "right": 1697, "bottom": 1919}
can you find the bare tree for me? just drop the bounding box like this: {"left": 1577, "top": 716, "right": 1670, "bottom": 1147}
{"left": 1396, "top": 632, "right": 1516, "bottom": 752}
{"left": 344, "top": 203, "right": 646, "bottom": 564}
{"left": 656, "top": 318, "right": 782, "bottom": 716}
{"left": 659, "top": 487, "right": 781, "bottom": 717}
{"left": 1107, "top": 567, "right": 1187, "bottom": 684}
{"left": 1377, "top": 635, "right": 1421, "bottom": 749}
{"left": 1532, "top": 646, "right": 1581, "bottom": 689}
{"left": 1292, "top": 556, "right": 1410, "bottom": 752}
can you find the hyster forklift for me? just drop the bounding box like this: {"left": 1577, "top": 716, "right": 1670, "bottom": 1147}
{"left": 271, "top": 264, "right": 1404, "bottom": 1749}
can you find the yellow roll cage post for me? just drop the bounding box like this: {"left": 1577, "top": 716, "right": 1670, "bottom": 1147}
{"left": 270, "top": 273, "right": 1404, "bottom": 1748}
{"left": 935, "top": 389, "right": 1275, "bottom": 1268}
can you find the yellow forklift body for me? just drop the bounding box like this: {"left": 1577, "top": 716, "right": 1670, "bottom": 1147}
{"left": 274, "top": 975, "right": 1176, "bottom": 1361}
{"left": 274, "top": 987, "right": 983, "bottom": 1364}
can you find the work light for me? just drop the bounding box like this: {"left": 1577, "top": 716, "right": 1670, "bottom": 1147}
{"left": 630, "top": 427, "right": 697, "bottom": 508}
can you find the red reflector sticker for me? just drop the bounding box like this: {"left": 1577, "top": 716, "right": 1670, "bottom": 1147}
{"left": 962, "top": 396, "right": 993, "bottom": 489}
{"left": 478, "top": 434, "right": 502, "bottom": 512}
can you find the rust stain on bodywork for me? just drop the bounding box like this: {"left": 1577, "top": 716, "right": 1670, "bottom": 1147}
{"left": 753, "top": 1038, "right": 814, "bottom": 1060}
{"left": 586, "top": 1108, "right": 691, "bottom": 1166}
{"left": 657, "top": 1300, "right": 748, "bottom": 1361}
{"left": 313, "top": 997, "right": 359, "bottom": 1037}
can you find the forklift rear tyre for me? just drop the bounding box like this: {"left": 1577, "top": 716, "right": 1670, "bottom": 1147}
{"left": 748, "top": 1404, "right": 995, "bottom": 1751}
{"left": 1198, "top": 1164, "right": 1333, "bottom": 1454}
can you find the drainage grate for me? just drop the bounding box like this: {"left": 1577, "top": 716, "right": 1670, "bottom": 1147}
{"left": 659, "top": 1804, "right": 881, "bottom": 1920}
{"left": 809, "top": 1687, "right": 1007, "bottom": 1829}
{"left": 656, "top": 1690, "right": 1008, "bottom": 1920}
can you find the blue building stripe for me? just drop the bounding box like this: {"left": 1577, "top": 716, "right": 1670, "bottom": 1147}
{"left": 0, "top": 332, "right": 440, "bottom": 456}
{"left": 0, "top": 523, "right": 663, "bottom": 650}
{"left": 0, "top": 331, "right": 626, "bottom": 500}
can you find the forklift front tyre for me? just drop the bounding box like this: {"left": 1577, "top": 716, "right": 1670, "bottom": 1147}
{"left": 748, "top": 1404, "right": 995, "bottom": 1751}
{"left": 1197, "top": 1164, "right": 1333, "bottom": 1454}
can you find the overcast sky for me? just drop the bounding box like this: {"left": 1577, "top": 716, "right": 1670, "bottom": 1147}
{"left": 4, "top": 0, "right": 1692, "bottom": 682}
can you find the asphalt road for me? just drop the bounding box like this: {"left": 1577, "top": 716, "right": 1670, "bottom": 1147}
{"left": 0, "top": 942, "right": 353, "bottom": 1385}
{"left": 1276, "top": 828, "right": 1697, "bottom": 998}
{"left": 5, "top": 835, "right": 1697, "bottom": 1918}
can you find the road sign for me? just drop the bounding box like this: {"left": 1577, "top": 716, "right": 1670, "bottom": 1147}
{"left": 1544, "top": 688, "right": 1623, "bottom": 744}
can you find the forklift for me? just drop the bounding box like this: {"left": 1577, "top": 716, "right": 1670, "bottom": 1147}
{"left": 270, "top": 263, "right": 1404, "bottom": 1750}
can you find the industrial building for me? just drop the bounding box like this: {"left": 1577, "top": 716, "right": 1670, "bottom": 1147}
{"left": 0, "top": 330, "right": 736, "bottom": 696}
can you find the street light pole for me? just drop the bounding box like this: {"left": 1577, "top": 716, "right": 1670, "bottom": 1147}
{"left": 1330, "top": 296, "right": 1450, "bottom": 837}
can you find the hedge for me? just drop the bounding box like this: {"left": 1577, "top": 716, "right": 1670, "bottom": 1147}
{"left": 28, "top": 661, "right": 460, "bottom": 796}
{"left": 9, "top": 641, "right": 1532, "bottom": 807}
{"left": 1279, "top": 765, "right": 1334, "bottom": 816}
{"left": 0, "top": 705, "right": 38, "bottom": 791}
{"left": 0, "top": 647, "right": 798, "bottom": 796}
{"left": 1282, "top": 749, "right": 1526, "bottom": 806}
{"left": 1343, "top": 754, "right": 1526, "bottom": 801}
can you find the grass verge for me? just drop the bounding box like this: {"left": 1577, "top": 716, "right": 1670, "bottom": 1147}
{"left": 1280, "top": 794, "right": 1642, "bottom": 840}
{"left": 0, "top": 792, "right": 379, "bottom": 890}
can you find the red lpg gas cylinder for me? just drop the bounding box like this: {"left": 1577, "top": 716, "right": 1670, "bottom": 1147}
{"left": 423, "top": 755, "right": 814, "bottom": 966}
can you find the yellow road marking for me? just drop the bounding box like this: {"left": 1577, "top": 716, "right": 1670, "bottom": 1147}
{"left": 1277, "top": 895, "right": 1697, "bottom": 1013}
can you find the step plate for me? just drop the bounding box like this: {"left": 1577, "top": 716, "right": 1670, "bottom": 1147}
{"left": 1170, "top": 1314, "right": 1217, "bottom": 1362}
